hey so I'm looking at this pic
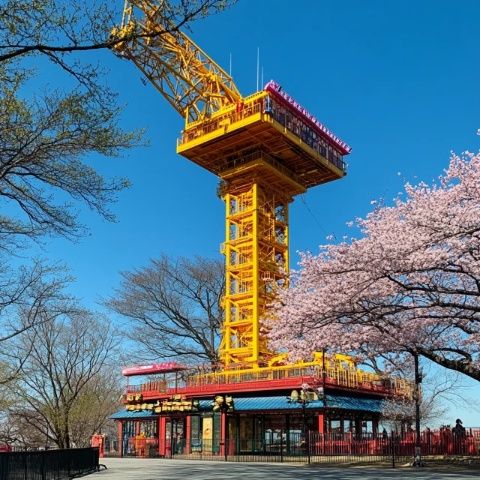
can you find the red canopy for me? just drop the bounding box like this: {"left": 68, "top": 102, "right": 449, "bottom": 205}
{"left": 122, "top": 361, "right": 188, "bottom": 377}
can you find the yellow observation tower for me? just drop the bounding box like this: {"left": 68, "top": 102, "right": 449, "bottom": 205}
{"left": 112, "top": 0, "right": 351, "bottom": 370}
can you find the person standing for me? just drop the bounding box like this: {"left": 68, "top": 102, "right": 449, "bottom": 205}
{"left": 453, "top": 419, "right": 466, "bottom": 437}
{"left": 452, "top": 419, "right": 466, "bottom": 454}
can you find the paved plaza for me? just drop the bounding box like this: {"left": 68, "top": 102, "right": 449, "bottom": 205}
{"left": 94, "top": 458, "right": 479, "bottom": 480}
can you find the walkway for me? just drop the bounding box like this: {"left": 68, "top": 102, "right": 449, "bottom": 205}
{"left": 94, "top": 458, "right": 479, "bottom": 480}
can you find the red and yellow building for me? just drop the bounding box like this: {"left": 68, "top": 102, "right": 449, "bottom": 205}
{"left": 112, "top": 359, "right": 412, "bottom": 458}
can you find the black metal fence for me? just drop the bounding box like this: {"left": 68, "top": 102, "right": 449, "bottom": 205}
{"left": 0, "top": 447, "right": 99, "bottom": 480}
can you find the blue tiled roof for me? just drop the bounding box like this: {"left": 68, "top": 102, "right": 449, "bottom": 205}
{"left": 327, "top": 395, "right": 383, "bottom": 413}
{"left": 232, "top": 396, "right": 322, "bottom": 411}
{"left": 110, "top": 410, "right": 158, "bottom": 420}
{"left": 199, "top": 400, "right": 213, "bottom": 410}
{"left": 231, "top": 395, "right": 383, "bottom": 413}
{"left": 111, "top": 394, "right": 383, "bottom": 420}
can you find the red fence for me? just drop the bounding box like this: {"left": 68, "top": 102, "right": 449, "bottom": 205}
{"left": 310, "top": 429, "right": 480, "bottom": 459}
{"left": 104, "top": 428, "right": 480, "bottom": 463}
{"left": 180, "top": 429, "right": 480, "bottom": 463}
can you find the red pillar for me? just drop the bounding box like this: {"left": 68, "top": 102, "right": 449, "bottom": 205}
{"left": 371, "top": 418, "right": 379, "bottom": 455}
{"left": 318, "top": 413, "right": 325, "bottom": 434}
{"left": 220, "top": 411, "right": 226, "bottom": 456}
{"left": 159, "top": 417, "right": 167, "bottom": 457}
{"left": 117, "top": 421, "right": 123, "bottom": 458}
{"left": 185, "top": 415, "right": 191, "bottom": 454}
{"left": 157, "top": 417, "right": 162, "bottom": 457}
{"left": 317, "top": 413, "right": 326, "bottom": 455}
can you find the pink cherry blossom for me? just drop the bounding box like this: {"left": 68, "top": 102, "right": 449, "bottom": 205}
{"left": 268, "top": 149, "right": 480, "bottom": 381}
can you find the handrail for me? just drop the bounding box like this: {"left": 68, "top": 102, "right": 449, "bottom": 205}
{"left": 125, "top": 363, "right": 413, "bottom": 398}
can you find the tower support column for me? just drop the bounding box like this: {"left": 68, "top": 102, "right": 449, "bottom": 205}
{"left": 219, "top": 156, "right": 301, "bottom": 368}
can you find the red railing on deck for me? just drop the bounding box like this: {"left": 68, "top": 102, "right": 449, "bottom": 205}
{"left": 125, "top": 365, "right": 413, "bottom": 399}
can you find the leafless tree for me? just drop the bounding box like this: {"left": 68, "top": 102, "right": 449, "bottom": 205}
{"left": 0, "top": 260, "right": 73, "bottom": 380}
{"left": 8, "top": 311, "right": 121, "bottom": 449}
{"left": 109, "top": 255, "right": 224, "bottom": 366}
{"left": 381, "top": 361, "right": 471, "bottom": 431}
{"left": 66, "top": 373, "right": 123, "bottom": 448}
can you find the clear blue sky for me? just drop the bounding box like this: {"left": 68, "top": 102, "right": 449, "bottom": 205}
{"left": 31, "top": 1, "right": 480, "bottom": 425}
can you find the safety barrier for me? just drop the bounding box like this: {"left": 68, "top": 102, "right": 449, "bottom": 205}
{"left": 125, "top": 362, "right": 414, "bottom": 399}
{"left": 170, "top": 429, "right": 480, "bottom": 465}
{"left": 184, "top": 364, "right": 413, "bottom": 398}
{"left": 0, "top": 447, "right": 99, "bottom": 480}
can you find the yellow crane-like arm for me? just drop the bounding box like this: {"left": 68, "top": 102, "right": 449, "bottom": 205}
{"left": 111, "top": 0, "right": 242, "bottom": 126}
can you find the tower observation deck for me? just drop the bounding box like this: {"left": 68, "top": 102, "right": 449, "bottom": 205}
{"left": 112, "top": 1, "right": 351, "bottom": 370}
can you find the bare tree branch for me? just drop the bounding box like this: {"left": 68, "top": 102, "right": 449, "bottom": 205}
{"left": 7, "top": 312, "right": 121, "bottom": 449}
{"left": 109, "top": 255, "right": 224, "bottom": 366}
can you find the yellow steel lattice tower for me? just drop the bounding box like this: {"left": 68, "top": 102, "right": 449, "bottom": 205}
{"left": 221, "top": 178, "right": 293, "bottom": 366}
{"left": 112, "top": 1, "right": 351, "bottom": 369}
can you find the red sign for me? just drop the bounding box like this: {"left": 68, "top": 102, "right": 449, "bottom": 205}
{"left": 122, "top": 361, "right": 187, "bottom": 377}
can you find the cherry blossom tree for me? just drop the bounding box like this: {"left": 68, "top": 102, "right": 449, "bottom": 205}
{"left": 269, "top": 146, "right": 480, "bottom": 381}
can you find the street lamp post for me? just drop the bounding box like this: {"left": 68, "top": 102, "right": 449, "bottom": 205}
{"left": 213, "top": 394, "right": 234, "bottom": 461}
{"left": 287, "top": 384, "right": 313, "bottom": 464}
{"left": 412, "top": 352, "right": 423, "bottom": 467}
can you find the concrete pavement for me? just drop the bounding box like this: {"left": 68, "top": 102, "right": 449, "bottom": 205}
{"left": 93, "top": 458, "right": 479, "bottom": 480}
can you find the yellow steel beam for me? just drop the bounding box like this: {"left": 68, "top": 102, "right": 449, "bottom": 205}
{"left": 112, "top": 0, "right": 241, "bottom": 125}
